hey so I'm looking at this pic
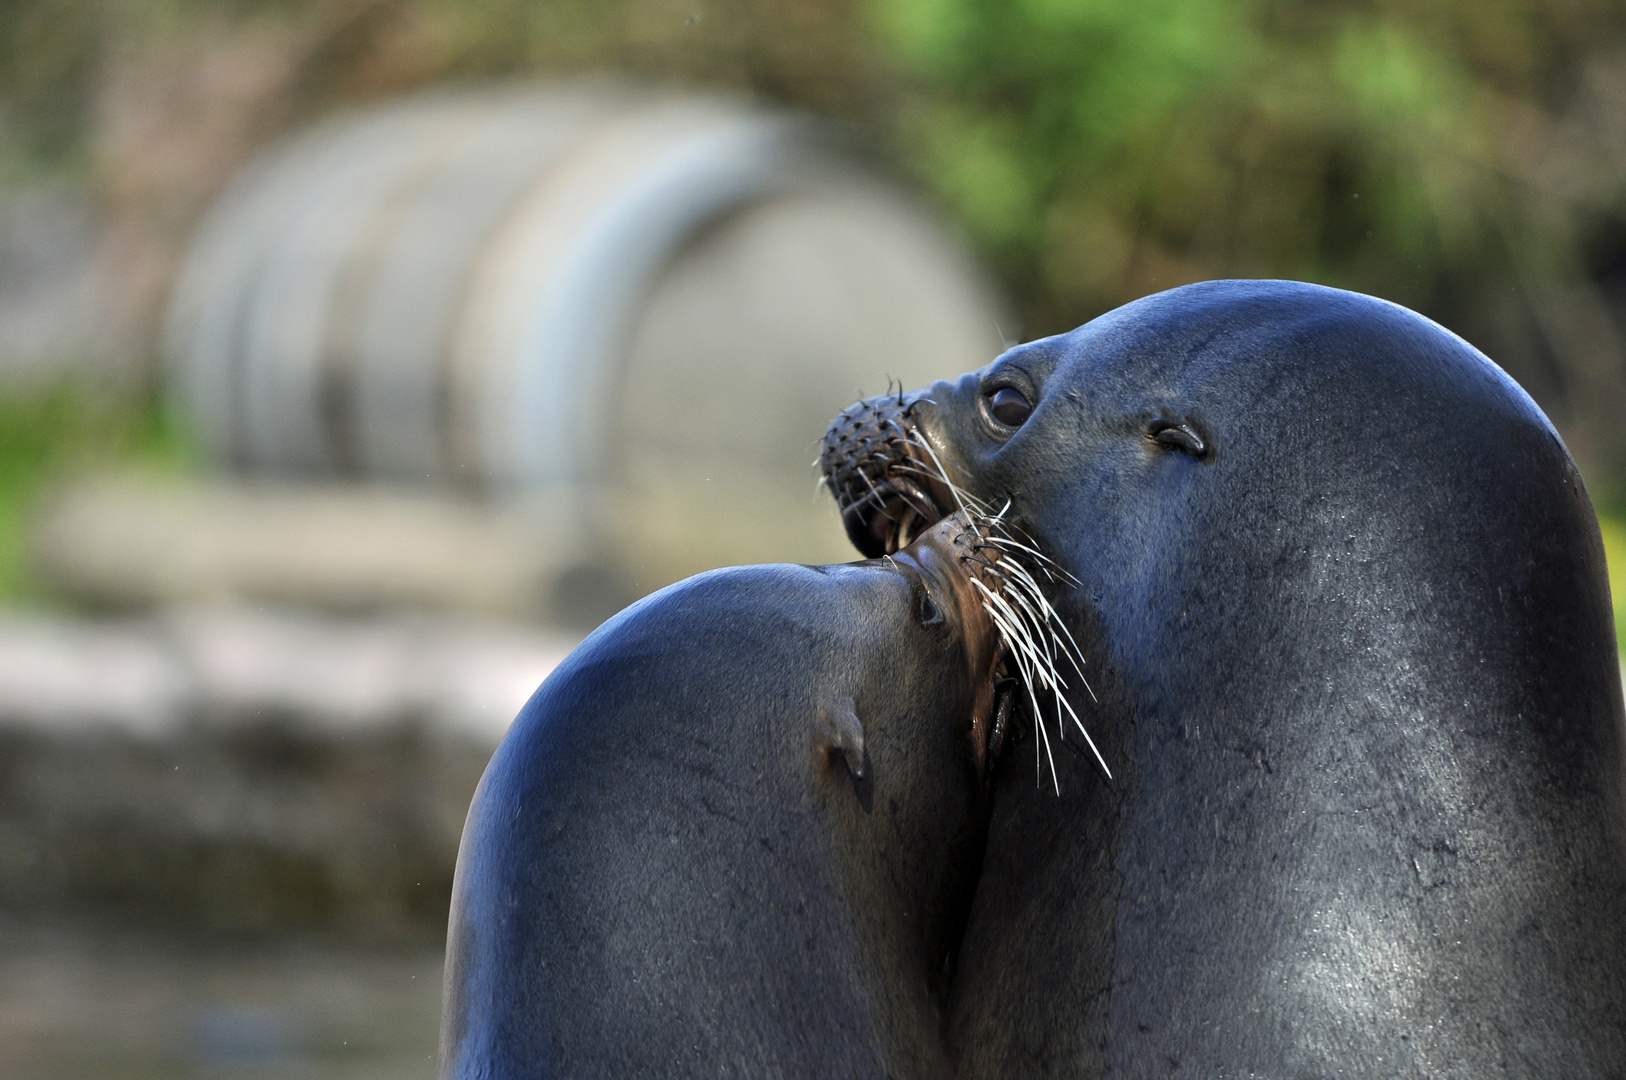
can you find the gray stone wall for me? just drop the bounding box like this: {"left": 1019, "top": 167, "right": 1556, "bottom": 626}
{"left": 0, "top": 608, "right": 573, "bottom": 940}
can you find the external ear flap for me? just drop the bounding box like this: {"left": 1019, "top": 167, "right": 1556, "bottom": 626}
{"left": 815, "top": 697, "right": 866, "bottom": 778}
{"left": 1149, "top": 418, "right": 1208, "bottom": 458}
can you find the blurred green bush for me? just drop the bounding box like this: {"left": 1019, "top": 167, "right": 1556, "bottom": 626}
{"left": 1598, "top": 516, "right": 1626, "bottom": 651}
{"left": 0, "top": 387, "right": 193, "bottom": 602}
{"left": 870, "top": 0, "right": 1626, "bottom": 486}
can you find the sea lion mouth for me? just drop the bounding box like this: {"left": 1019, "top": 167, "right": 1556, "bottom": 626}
{"left": 859, "top": 479, "right": 941, "bottom": 555}
{"left": 820, "top": 393, "right": 956, "bottom": 558}
{"left": 826, "top": 394, "right": 1110, "bottom": 788}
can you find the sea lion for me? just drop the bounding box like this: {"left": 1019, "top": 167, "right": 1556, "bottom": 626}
{"left": 821, "top": 280, "right": 1626, "bottom": 1077}
{"left": 440, "top": 512, "right": 1052, "bottom": 1078}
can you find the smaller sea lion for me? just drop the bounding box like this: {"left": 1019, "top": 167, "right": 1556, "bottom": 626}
{"left": 440, "top": 512, "right": 1052, "bottom": 1079}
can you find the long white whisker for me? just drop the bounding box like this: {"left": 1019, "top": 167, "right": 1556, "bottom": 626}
{"left": 999, "top": 618, "right": 1059, "bottom": 793}
{"left": 976, "top": 588, "right": 1075, "bottom": 786}
{"left": 1055, "top": 691, "right": 1111, "bottom": 778}
{"left": 905, "top": 434, "right": 976, "bottom": 517}
{"left": 972, "top": 582, "right": 1055, "bottom": 688}
{"left": 996, "top": 559, "right": 1091, "bottom": 693}
{"left": 964, "top": 511, "right": 1106, "bottom": 783}
{"left": 979, "top": 534, "right": 1080, "bottom": 585}
{"left": 992, "top": 576, "right": 1066, "bottom": 680}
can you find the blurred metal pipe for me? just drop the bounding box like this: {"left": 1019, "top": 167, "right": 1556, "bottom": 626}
{"left": 168, "top": 83, "right": 1000, "bottom": 480}
{"left": 164, "top": 82, "right": 1008, "bottom": 585}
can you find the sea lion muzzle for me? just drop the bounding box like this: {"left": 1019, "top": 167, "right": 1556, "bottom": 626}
{"left": 819, "top": 391, "right": 959, "bottom": 558}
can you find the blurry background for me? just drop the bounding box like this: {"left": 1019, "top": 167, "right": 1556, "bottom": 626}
{"left": 7, "top": 0, "right": 1626, "bottom": 1076}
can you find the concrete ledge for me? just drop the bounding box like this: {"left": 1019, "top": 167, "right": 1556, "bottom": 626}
{"left": 0, "top": 607, "right": 575, "bottom": 939}
{"left": 31, "top": 475, "right": 582, "bottom": 619}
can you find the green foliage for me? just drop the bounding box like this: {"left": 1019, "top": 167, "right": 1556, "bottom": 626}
{"left": 1596, "top": 515, "right": 1626, "bottom": 651}
{"left": 0, "top": 0, "right": 101, "bottom": 173}
{"left": 0, "top": 385, "right": 196, "bottom": 602}
{"left": 874, "top": 0, "right": 1475, "bottom": 313}
{"left": 868, "top": 5, "right": 1591, "bottom": 330}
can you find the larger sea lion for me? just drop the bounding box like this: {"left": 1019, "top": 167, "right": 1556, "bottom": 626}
{"left": 440, "top": 512, "right": 1058, "bottom": 1078}
{"left": 821, "top": 280, "right": 1626, "bottom": 1076}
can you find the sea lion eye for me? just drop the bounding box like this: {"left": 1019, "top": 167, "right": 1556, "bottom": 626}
{"left": 918, "top": 592, "right": 944, "bottom": 626}
{"left": 986, "top": 387, "right": 1033, "bottom": 428}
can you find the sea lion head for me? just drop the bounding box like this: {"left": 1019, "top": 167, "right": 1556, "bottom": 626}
{"left": 820, "top": 279, "right": 1626, "bottom": 1074}
{"left": 814, "top": 506, "right": 1081, "bottom": 790}
{"left": 821, "top": 279, "right": 1605, "bottom": 748}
